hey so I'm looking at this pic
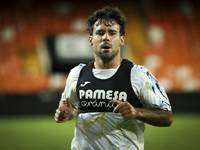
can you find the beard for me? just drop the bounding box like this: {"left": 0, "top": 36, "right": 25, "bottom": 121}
{"left": 94, "top": 48, "right": 119, "bottom": 63}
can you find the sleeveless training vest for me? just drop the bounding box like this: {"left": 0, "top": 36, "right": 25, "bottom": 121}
{"left": 76, "top": 59, "right": 143, "bottom": 114}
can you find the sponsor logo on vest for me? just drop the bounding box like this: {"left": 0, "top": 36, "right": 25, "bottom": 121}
{"left": 79, "top": 89, "right": 127, "bottom": 101}
{"left": 79, "top": 89, "right": 127, "bottom": 108}
{"left": 81, "top": 100, "right": 115, "bottom": 108}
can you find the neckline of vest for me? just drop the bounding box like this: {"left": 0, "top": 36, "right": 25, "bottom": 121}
{"left": 89, "top": 59, "right": 126, "bottom": 81}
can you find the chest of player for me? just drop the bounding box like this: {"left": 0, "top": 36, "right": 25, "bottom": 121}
{"left": 76, "top": 59, "right": 142, "bottom": 113}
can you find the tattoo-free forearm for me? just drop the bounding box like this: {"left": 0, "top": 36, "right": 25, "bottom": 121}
{"left": 135, "top": 108, "right": 173, "bottom": 127}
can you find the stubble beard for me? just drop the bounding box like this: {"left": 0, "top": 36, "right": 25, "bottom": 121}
{"left": 95, "top": 48, "right": 119, "bottom": 63}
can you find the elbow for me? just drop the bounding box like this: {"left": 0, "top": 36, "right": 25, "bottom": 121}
{"left": 166, "top": 117, "right": 173, "bottom": 127}
{"left": 166, "top": 112, "right": 173, "bottom": 127}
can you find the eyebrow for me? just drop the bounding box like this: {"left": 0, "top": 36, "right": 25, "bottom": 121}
{"left": 95, "top": 29, "right": 118, "bottom": 33}
{"left": 95, "top": 29, "right": 103, "bottom": 32}
{"left": 109, "top": 29, "right": 117, "bottom": 32}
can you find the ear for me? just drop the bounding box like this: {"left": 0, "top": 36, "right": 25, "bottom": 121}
{"left": 88, "top": 36, "right": 93, "bottom": 45}
{"left": 119, "top": 36, "right": 125, "bottom": 46}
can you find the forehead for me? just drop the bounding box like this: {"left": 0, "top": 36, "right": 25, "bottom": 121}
{"left": 94, "top": 20, "right": 120, "bottom": 32}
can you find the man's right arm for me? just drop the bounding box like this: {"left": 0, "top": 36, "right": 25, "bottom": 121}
{"left": 54, "top": 64, "right": 85, "bottom": 123}
{"left": 54, "top": 98, "right": 79, "bottom": 123}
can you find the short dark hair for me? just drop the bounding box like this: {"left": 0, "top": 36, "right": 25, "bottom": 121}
{"left": 87, "top": 6, "right": 126, "bottom": 36}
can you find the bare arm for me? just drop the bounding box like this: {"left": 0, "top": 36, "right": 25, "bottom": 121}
{"left": 55, "top": 98, "right": 79, "bottom": 123}
{"left": 110, "top": 100, "right": 173, "bottom": 127}
{"left": 135, "top": 108, "right": 173, "bottom": 127}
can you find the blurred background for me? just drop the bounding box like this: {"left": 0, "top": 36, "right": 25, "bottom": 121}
{"left": 0, "top": 0, "right": 200, "bottom": 149}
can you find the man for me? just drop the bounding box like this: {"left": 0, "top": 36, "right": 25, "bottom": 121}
{"left": 55, "top": 6, "right": 173, "bottom": 150}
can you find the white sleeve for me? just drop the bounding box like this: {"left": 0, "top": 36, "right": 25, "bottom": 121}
{"left": 131, "top": 65, "right": 172, "bottom": 111}
{"left": 61, "top": 63, "right": 85, "bottom": 108}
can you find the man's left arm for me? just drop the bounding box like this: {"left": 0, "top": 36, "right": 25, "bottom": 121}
{"left": 126, "top": 66, "right": 173, "bottom": 127}
{"left": 110, "top": 100, "right": 173, "bottom": 127}
{"left": 135, "top": 107, "right": 173, "bottom": 127}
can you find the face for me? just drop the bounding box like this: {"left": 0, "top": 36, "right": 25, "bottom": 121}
{"left": 89, "top": 20, "right": 125, "bottom": 63}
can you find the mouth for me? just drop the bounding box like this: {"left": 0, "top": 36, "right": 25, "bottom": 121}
{"left": 102, "top": 45, "right": 111, "bottom": 49}
{"left": 100, "top": 43, "right": 112, "bottom": 51}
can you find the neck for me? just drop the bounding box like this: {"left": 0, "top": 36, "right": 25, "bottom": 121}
{"left": 94, "top": 55, "right": 122, "bottom": 69}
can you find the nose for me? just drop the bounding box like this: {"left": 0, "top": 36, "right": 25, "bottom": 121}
{"left": 102, "top": 33, "right": 110, "bottom": 41}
